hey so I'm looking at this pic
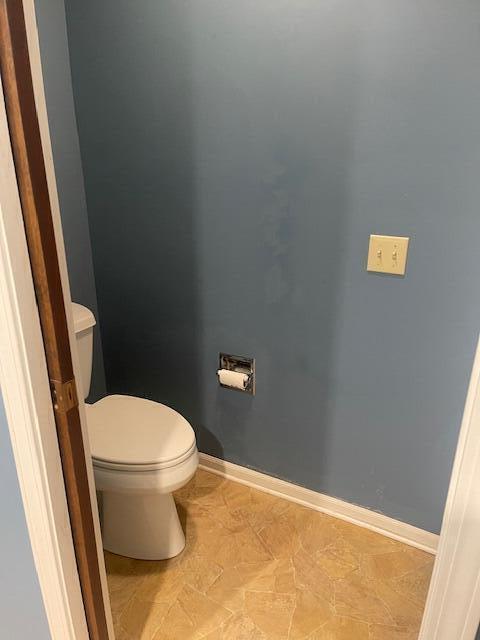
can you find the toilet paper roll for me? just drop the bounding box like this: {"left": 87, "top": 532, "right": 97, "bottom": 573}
{"left": 217, "top": 368, "right": 249, "bottom": 390}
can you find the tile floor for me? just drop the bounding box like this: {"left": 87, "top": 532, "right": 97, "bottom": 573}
{"left": 106, "top": 469, "right": 434, "bottom": 640}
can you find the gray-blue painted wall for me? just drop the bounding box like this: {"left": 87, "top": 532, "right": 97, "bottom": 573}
{"left": 35, "top": 0, "right": 106, "bottom": 401}
{"left": 64, "top": 0, "right": 480, "bottom": 533}
{"left": 0, "top": 389, "right": 50, "bottom": 638}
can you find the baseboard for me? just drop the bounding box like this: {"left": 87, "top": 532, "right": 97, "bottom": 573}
{"left": 198, "top": 453, "right": 439, "bottom": 555}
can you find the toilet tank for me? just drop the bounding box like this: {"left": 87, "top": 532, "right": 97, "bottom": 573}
{"left": 71, "top": 303, "right": 96, "bottom": 400}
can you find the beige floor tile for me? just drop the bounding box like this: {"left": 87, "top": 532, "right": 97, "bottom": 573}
{"left": 206, "top": 559, "right": 293, "bottom": 614}
{"left": 198, "top": 628, "right": 223, "bottom": 640}
{"left": 272, "top": 558, "right": 296, "bottom": 594}
{"left": 369, "top": 624, "right": 419, "bottom": 640}
{"left": 334, "top": 520, "right": 402, "bottom": 554}
{"left": 135, "top": 561, "right": 186, "bottom": 603}
{"left": 323, "top": 535, "right": 362, "bottom": 568}
{"left": 258, "top": 515, "right": 300, "bottom": 559}
{"left": 222, "top": 611, "right": 268, "bottom": 639}
{"left": 182, "top": 554, "right": 224, "bottom": 593}
{"left": 298, "top": 517, "right": 339, "bottom": 559}
{"left": 391, "top": 563, "right": 433, "bottom": 606}
{"left": 105, "top": 552, "right": 154, "bottom": 618}
{"left": 107, "top": 572, "right": 142, "bottom": 619}
{"left": 293, "top": 548, "right": 335, "bottom": 604}
{"left": 289, "top": 589, "right": 333, "bottom": 639}
{"left": 112, "top": 624, "right": 133, "bottom": 640}
{"left": 195, "top": 469, "right": 225, "bottom": 488}
{"left": 177, "top": 584, "right": 233, "bottom": 638}
{"left": 314, "top": 546, "right": 357, "bottom": 579}
{"left": 244, "top": 590, "right": 296, "bottom": 639}
{"left": 242, "top": 565, "right": 277, "bottom": 592}
{"left": 189, "top": 487, "right": 227, "bottom": 511}
{"left": 234, "top": 526, "right": 273, "bottom": 563}
{"left": 189, "top": 529, "right": 236, "bottom": 569}
{"left": 240, "top": 490, "right": 290, "bottom": 532}
{"left": 176, "top": 499, "right": 211, "bottom": 520}
{"left": 208, "top": 504, "right": 250, "bottom": 533}
{"left": 362, "top": 550, "right": 426, "bottom": 582}
{"left": 372, "top": 579, "right": 424, "bottom": 629}
{"left": 184, "top": 513, "right": 226, "bottom": 544}
{"left": 308, "top": 616, "right": 369, "bottom": 639}
{"left": 207, "top": 561, "right": 273, "bottom": 593}
{"left": 281, "top": 502, "right": 324, "bottom": 530}
{"left": 402, "top": 545, "right": 434, "bottom": 566}
{"left": 105, "top": 470, "right": 434, "bottom": 640}
{"left": 334, "top": 573, "right": 394, "bottom": 625}
{"left": 119, "top": 597, "right": 170, "bottom": 639}
{"left": 221, "top": 481, "right": 252, "bottom": 510}
{"left": 207, "top": 582, "right": 245, "bottom": 613}
{"left": 152, "top": 601, "right": 195, "bottom": 640}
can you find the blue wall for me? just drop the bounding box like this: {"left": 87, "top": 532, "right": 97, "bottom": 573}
{"left": 65, "top": 0, "right": 480, "bottom": 533}
{"left": 0, "top": 390, "right": 50, "bottom": 638}
{"left": 35, "top": 0, "right": 106, "bottom": 400}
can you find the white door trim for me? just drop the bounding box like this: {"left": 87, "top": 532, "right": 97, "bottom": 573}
{"left": 23, "top": 0, "right": 115, "bottom": 640}
{"left": 0, "top": 1, "right": 114, "bottom": 638}
{"left": 22, "top": 0, "right": 115, "bottom": 634}
{"left": 419, "top": 336, "right": 480, "bottom": 640}
{"left": 0, "top": 73, "right": 88, "bottom": 640}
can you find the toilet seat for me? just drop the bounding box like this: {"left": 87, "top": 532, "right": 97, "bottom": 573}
{"left": 86, "top": 394, "right": 196, "bottom": 471}
{"left": 91, "top": 441, "right": 198, "bottom": 473}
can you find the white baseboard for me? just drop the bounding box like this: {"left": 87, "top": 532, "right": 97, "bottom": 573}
{"left": 198, "top": 453, "right": 438, "bottom": 555}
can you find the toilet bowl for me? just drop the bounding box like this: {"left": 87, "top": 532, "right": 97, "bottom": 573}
{"left": 72, "top": 303, "right": 198, "bottom": 560}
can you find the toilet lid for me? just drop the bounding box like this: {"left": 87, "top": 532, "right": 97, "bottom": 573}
{"left": 86, "top": 395, "right": 196, "bottom": 467}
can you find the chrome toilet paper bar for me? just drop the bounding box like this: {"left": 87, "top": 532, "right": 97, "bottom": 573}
{"left": 217, "top": 353, "right": 255, "bottom": 395}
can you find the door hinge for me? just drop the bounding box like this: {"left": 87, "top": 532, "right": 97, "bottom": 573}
{"left": 50, "top": 378, "right": 78, "bottom": 413}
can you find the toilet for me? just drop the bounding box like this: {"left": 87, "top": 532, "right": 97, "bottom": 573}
{"left": 72, "top": 303, "right": 198, "bottom": 560}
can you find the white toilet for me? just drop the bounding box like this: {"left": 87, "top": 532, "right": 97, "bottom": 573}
{"left": 72, "top": 303, "right": 198, "bottom": 560}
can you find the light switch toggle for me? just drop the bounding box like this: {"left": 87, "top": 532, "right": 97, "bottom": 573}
{"left": 367, "top": 235, "right": 410, "bottom": 275}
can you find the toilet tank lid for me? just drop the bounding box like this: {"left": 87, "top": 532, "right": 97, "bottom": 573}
{"left": 72, "top": 302, "right": 96, "bottom": 333}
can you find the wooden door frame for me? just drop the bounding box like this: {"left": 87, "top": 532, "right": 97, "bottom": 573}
{"left": 0, "top": 0, "right": 113, "bottom": 638}
{"left": 0, "top": 0, "right": 479, "bottom": 639}
{"left": 0, "top": 70, "right": 89, "bottom": 640}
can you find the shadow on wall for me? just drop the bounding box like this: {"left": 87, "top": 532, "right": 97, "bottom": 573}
{"left": 67, "top": 0, "right": 361, "bottom": 465}
{"left": 33, "top": 0, "right": 107, "bottom": 401}
{"left": 73, "top": 1, "right": 213, "bottom": 450}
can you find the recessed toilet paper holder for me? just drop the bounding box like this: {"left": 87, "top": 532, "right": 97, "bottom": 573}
{"left": 218, "top": 353, "right": 255, "bottom": 395}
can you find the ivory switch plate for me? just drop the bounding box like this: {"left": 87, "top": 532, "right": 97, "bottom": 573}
{"left": 367, "top": 235, "right": 410, "bottom": 275}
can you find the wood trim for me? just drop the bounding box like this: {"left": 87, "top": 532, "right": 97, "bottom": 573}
{"left": 0, "top": 73, "right": 89, "bottom": 639}
{"left": 0, "top": 2, "right": 109, "bottom": 638}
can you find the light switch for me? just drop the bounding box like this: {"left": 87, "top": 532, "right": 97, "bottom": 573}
{"left": 367, "top": 235, "right": 410, "bottom": 275}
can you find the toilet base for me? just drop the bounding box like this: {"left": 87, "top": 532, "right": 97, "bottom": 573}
{"left": 100, "top": 491, "right": 186, "bottom": 560}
